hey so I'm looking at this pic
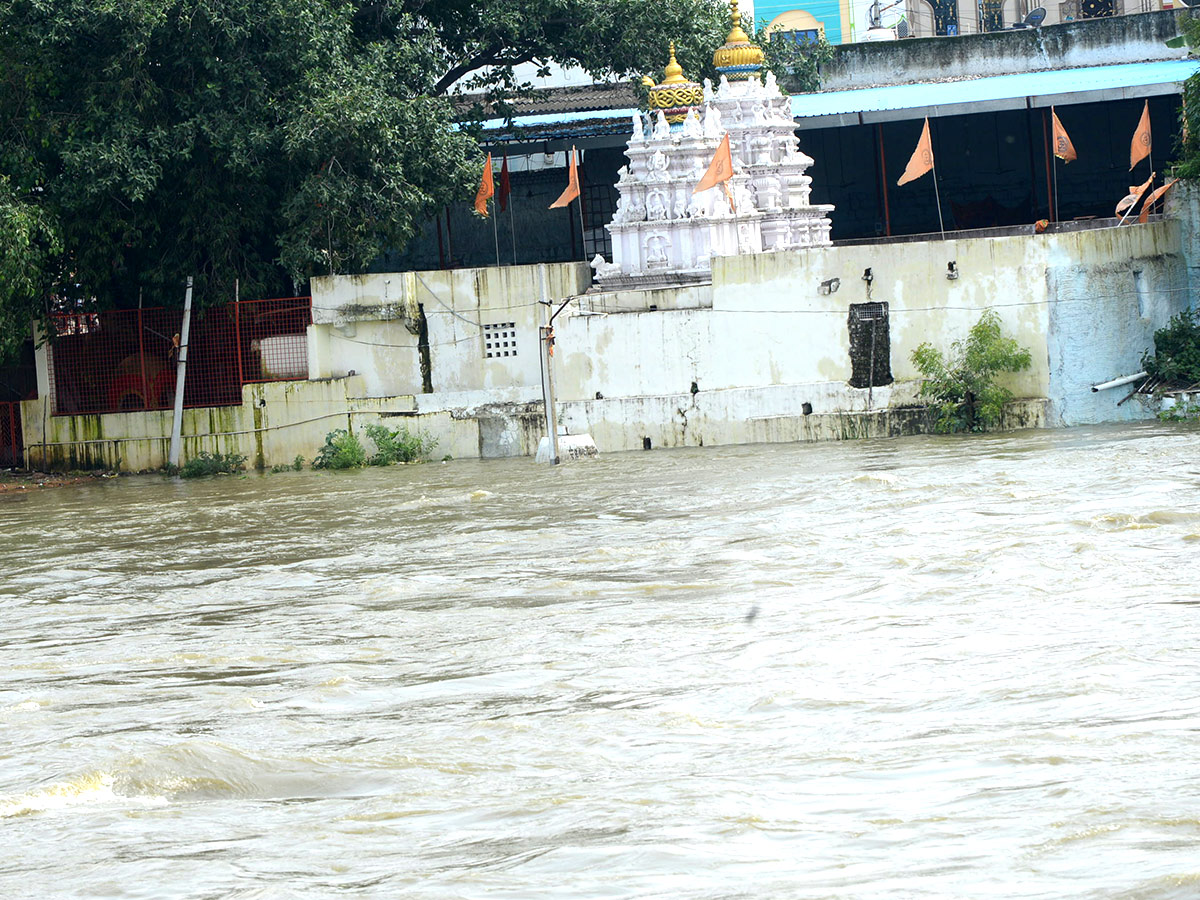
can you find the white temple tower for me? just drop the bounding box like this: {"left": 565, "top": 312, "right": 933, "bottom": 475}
{"left": 592, "top": 0, "right": 833, "bottom": 290}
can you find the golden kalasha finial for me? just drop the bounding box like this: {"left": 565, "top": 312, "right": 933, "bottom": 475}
{"left": 662, "top": 42, "right": 686, "bottom": 84}
{"left": 727, "top": 0, "right": 750, "bottom": 43}
{"left": 714, "top": 0, "right": 762, "bottom": 78}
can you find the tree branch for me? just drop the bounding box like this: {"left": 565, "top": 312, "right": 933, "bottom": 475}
{"left": 432, "top": 43, "right": 502, "bottom": 95}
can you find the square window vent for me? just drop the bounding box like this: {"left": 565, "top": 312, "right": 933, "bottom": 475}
{"left": 484, "top": 322, "right": 517, "bottom": 359}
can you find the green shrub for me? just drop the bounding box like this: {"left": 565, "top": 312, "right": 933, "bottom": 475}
{"left": 1142, "top": 309, "right": 1200, "bottom": 387}
{"left": 179, "top": 451, "right": 247, "bottom": 478}
{"left": 911, "top": 310, "right": 1033, "bottom": 433}
{"left": 270, "top": 455, "right": 305, "bottom": 473}
{"left": 312, "top": 429, "right": 367, "bottom": 470}
{"left": 363, "top": 423, "right": 438, "bottom": 465}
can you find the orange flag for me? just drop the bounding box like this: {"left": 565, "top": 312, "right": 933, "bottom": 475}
{"left": 1138, "top": 178, "right": 1178, "bottom": 223}
{"left": 474, "top": 152, "right": 494, "bottom": 217}
{"left": 1116, "top": 171, "right": 1155, "bottom": 218}
{"left": 1130, "top": 100, "right": 1151, "bottom": 171}
{"left": 1051, "top": 108, "right": 1076, "bottom": 163}
{"left": 694, "top": 134, "right": 733, "bottom": 194}
{"left": 549, "top": 147, "right": 580, "bottom": 208}
{"left": 897, "top": 118, "right": 934, "bottom": 186}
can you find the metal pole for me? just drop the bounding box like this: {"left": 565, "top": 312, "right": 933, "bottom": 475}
{"left": 492, "top": 201, "right": 500, "bottom": 267}
{"left": 932, "top": 163, "right": 946, "bottom": 239}
{"left": 234, "top": 282, "right": 244, "bottom": 388}
{"left": 508, "top": 191, "right": 517, "bottom": 264}
{"left": 168, "top": 277, "right": 193, "bottom": 470}
{"left": 867, "top": 318, "right": 877, "bottom": 411}
{"left": 136, "top": 307, "right": 149, "bottom": 410}
{"left": 876, "top": 124, "right": 891, "bottom": 236}
{"left": 538, "top": 264, "right": 560, "bottom": 465}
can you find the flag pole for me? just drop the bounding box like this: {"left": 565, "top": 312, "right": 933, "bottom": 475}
{"left": 575, "top": 148, "right": 587, "bottom": 263}
{"left": 492, "top": 200, "right": 500, "bottom": 267}
{"left": 508, "top": 188, "right": 517, "bottom": 265}
{"left": 932, "top": 163, "right": 946, "bottom": 239}
{"left": 1052, "top": 154, "right": 1060, "bottom": 224}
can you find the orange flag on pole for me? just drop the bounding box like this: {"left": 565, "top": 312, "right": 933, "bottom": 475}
{"left": 549, "top": 147, "right": 580, "bottom": 208}
{"left": 1130, "top": 100, "right": 1151, "bottom": 171}
{"left": 1138, "top": 178, "right": 1178, "bottom": 223}
{"left": 1116, "top": 171, "right": 1155, "bottom": 219}
{"left": 474, "top": 153, "right": 494, "bottom": 217}
{"left": 897, "top": 118, "right": 934, "bottom": 186}
{"left": 1051, "top": 108, "right": 1076, "bottom": 163}
{"left": 694, "top": 133, "right": 733, "bottom": 194}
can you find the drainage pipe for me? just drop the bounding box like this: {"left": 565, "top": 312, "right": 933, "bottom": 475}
{"left": 1091, "top": 371, "right": 1147, "bottom": 392}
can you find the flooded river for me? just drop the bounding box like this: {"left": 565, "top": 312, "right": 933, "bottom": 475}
{"left": 3, "top": 423, "right": 1200, "bottom": 899}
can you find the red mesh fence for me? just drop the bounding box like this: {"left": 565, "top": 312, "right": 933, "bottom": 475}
{"left": 0, "top": 402, "right": 22, "bottom": 468}
{"left": 48, "top": 298, "right": 311, "bottom": 416}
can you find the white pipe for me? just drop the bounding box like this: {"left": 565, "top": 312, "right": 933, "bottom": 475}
{"left": 168, "top": 277, "right": 194, "bottom": 468}
{"left": 1091, "top": 370, "right": 1147, "bottom": 392}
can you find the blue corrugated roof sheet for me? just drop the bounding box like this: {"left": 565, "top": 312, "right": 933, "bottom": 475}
{"left": 791, "top": 59, "right": 1200, "bottom": 119}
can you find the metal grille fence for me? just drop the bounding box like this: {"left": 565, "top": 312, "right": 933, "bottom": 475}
{"left": 48, "top": 298, "right": 311, "bottom": 416}
{"left": 0, "top": 402, "right": 22, "bottom": 467}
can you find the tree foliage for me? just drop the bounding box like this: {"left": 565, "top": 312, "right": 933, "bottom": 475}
{"left": 911, "top": 310, "right": 1033, "bottom": 433}
{"left": 0, "top": 0, "right": 480, "bottom": 320}
{"left": 0, "top": 176, "right": 60, "bottom": 360}
{"left": 1142, "top": 308, "right": 1200, "bottom": 386}
{"left": 0, "top": 0, "right": 734, "bottom": 364}
{"left": 759, "top": 32, "right": 835, "bottom": 95}
{"left": 1175, "top": 16, "right": 1200, "bottom": 179}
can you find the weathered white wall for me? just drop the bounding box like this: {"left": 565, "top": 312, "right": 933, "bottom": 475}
{"left": 22, "top": 221, "right": 1189, "bottom": 471}
{"left": 309, "top": 263, "right": 590, "bottom": 397}
{"left": 553, "top": 218, "right": 1186, "bottom": 437}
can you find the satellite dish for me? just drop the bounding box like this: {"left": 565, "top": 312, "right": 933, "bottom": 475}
{"left": 1024, "top": 6, "right": 1046, "bottom": 25}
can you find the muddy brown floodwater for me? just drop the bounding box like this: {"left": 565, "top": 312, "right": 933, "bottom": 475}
{"left": 2, "top": 422, "right": 1200, "bottom": 899}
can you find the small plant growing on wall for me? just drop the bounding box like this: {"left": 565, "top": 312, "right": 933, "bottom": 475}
{"left": 1142, "top": 308, "right": 1200, "bottom": 388}
{"left": 179, "top": 451, "right": 247, "bottom": 478}
{"left": 312, "top": 429, "right": 367, "bottom": 470}
{"left": 911, "top": 309, "right": 1032, "bottom": 433}
{"left": 363, "top": 423, "right": 438, "bottom": 465}
{"left": 313, "top": 425, "right": 438, "bottom": 470}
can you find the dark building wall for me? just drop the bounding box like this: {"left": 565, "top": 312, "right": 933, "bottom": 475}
{"left": 382, "top": 96, "right": 1179, "bottom": 269}
{"left": 802, "top": 95, "right": 1179, "bottom": 239}
{"left": 378, "top": 148, "right": 624, "bottom": 273}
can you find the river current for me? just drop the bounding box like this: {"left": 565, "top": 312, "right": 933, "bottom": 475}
{"left": 2, "top": 423, "right": 1199, "bottom": 899}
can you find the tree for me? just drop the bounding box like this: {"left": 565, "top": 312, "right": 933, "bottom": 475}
{"left": 760, "top": 31, "right": 835, "bottom": 95}
{"left": 0, "top": 0, "right": 733, "bottom": 364}
{"left": 0, "top": 177, "right": 60, "bottom": 361}
{"left": 911, "top": 310, "right": 1033, "bottom": 433}
{"left": 0, "top": 0, "right": 480, "bottom": 313}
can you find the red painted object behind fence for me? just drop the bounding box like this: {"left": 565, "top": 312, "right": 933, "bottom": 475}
{"left": 0, "top": 402, "right": 21, "bottom": 468}
{"left": 49, "top": 298, "right": 311, "bottom": 416}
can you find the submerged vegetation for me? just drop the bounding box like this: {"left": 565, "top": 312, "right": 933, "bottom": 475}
{"left": 911, "top": 310, "right": 1033, "bottom": 433}
{"left": 313, "top": 424, "right": 437, "bottom": 470}
{"left": 178, "top": 451, "right": 247, "bottom": 478}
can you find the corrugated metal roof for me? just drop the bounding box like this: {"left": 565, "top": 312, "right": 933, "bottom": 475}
{"left": 481, "top": 59, "right": 1199, "bottom": 143}
{"left": 791, "top": 59, "right": 1200, "bottom": 126}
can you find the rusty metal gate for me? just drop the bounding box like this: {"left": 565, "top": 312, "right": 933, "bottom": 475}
{"left": 0, "top": 402, "right": 23, "bottom": 468}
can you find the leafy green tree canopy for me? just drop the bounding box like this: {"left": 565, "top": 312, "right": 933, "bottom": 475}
{"left": 0, "top": 0, "right": 768, "bottom": 361}
{"left": 911, "top": 310, "right": 1033, "bottom": 433}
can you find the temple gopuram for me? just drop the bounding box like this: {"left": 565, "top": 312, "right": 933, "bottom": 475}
{"left": 592, "top": 0, "right": 834, "bottom": 290}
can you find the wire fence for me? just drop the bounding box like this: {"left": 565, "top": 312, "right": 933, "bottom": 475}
{"left": 0, "top": 402, "right": 22, "bottom": 467}
{"left": 47, "top": 298, "right": 312, "bottom": 416}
